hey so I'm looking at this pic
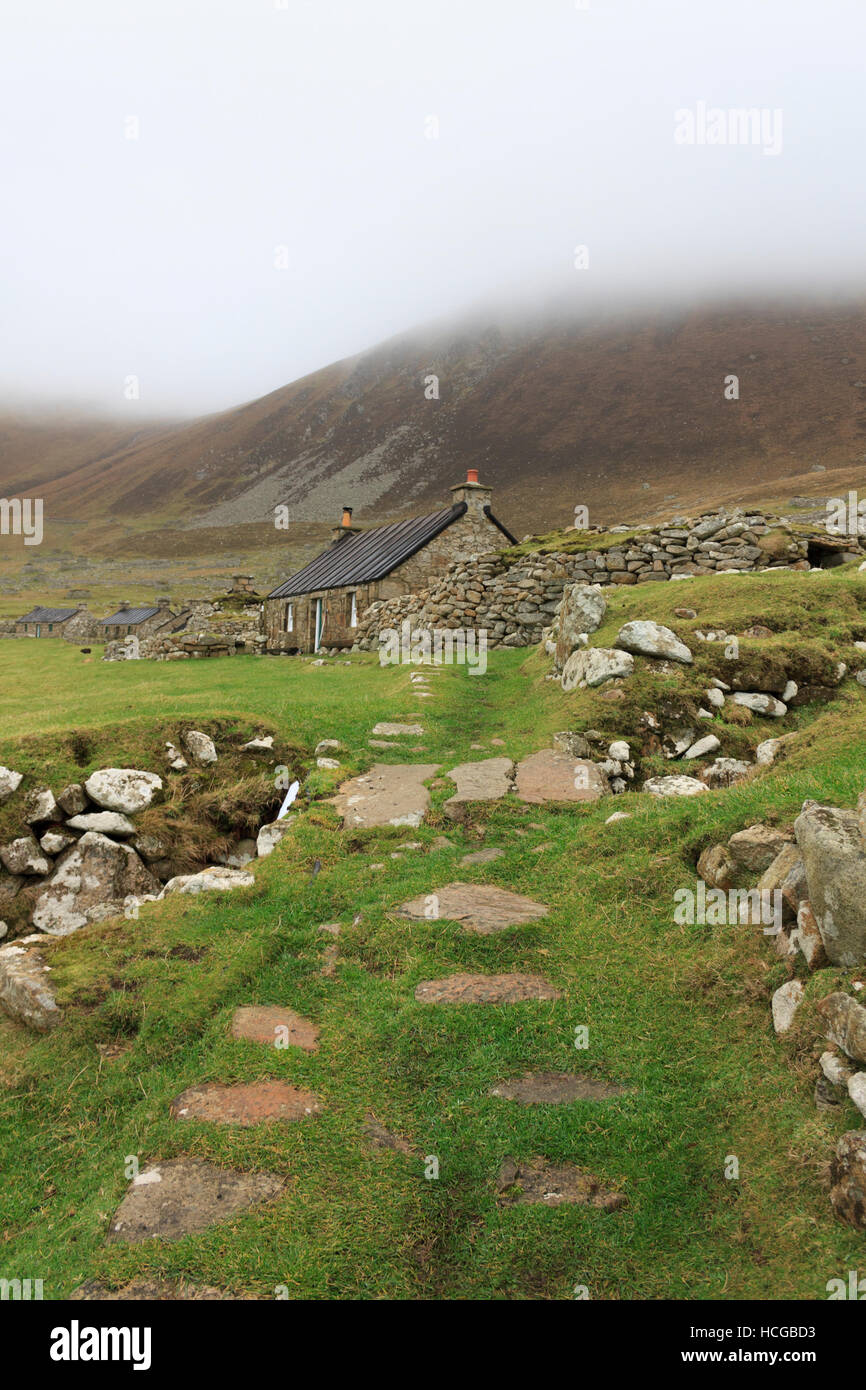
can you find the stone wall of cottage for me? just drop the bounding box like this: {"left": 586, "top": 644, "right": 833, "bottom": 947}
{"left": 354, "top": 508, "right": 866, "bottom": 651}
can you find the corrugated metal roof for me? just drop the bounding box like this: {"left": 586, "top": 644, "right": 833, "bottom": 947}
{"left": 267, "top": 503, "right": 467, "bottom": 598}
{"left": 100, "top": 606, "right": 162, "bottom": 626}
{"left": 17, "top": 606, "right": 81, "bottom": 624}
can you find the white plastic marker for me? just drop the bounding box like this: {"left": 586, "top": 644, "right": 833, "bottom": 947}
{"left": 277, "top": 780, "right": 300, "bottom": 820}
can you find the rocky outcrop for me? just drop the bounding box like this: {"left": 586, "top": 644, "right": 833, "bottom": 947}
{"left": 84, "top": 769, "right": 163, "bottom": 814}
{"left": 0, "top": 936, "right": 61, "bottom": 1031}
{"left": 32, "top": 832, "right": 160, "bottom": 935}
{"left": 554, "top": 583, "right": 606, "bottom": 670}
{"left": 614, "top": 620, "right": 692, "bottom": 665}
{"left": 794, "top": 804, "right": 866, "bottom": 966}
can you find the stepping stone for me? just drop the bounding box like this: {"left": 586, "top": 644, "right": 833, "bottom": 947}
{"left": 515, "top": 750, "right": 610, "bottom": 804}
{"left": 414, "top": 973, "right": 561, "bottom": 1004}
{"left": 460, "top": 847, "right": 504, "bottom": 866}
{"left": 371, "top": 723, "right": 424, "bottom": 737}
{"left": 231, "top": 1006, "right": 319, "bottom": 1052}
{"left": 107, "top": 1158, "right": 285, "bottom": 1243}
{"left": 489, "top": 1071, "right": 629, "bottom": 1103}
{"left": 71, "top": 1279, "right": 256, "bottom": 1300}
{"left": 368, "top": 739, "right": 399, "bottom": 749}
{"left": 170, "top": 1081, "right": 321, "bottom": 1126}
{"left": 443, "top": 758, "right": 514, "bottom": 819}
{"left": 332, "top": 763, "right": 441, "bottom": 828}
{"left": 496, "top": 1157, "right": 627, "bottom": 1210}
{"left": 362, "top": 1113, "right": 415, "bottom": 1156}
{"left": 399, "top": 882, "right": 548, "bottom": 935}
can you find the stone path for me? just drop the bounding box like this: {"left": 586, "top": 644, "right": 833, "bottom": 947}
{"left": 332, "top": 763, "right": 441, "bottom": 828}
{"left": 170, "top": 1080, "right": 321, "bottom": 1126}
{"left": 108, "top": 1159, "right": 285, "bottom": 1243}
{"left": 496, "top": 1157, "right": 627, "bottom": 1210}
{"left": 443, "top": 757, "right": 514, "bottom": 819}
{"left": 231, "top": 1005, "right": 319, "bottom": 1052}
{"left": 414, "top": 973, "right": 561, "bottom": 1004}
{"left": 489, "top": 1071, "right": 629, "bottom": 1103}
{"left": 399, "top": 882, "right": 548, "bottom": 935}
{"left": 514, "top": 749, "right": 611, "bottom": 804}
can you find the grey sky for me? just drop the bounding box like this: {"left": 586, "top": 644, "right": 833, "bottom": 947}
{"left": 1, "top": 0, "right": 864, "bottom": 416}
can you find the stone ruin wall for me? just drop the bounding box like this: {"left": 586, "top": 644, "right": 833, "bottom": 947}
{"left": 354, "top": 509, "right": 866, "bottom": 652}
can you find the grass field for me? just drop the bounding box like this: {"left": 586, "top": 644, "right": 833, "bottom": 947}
{"left": 1, "top": 567, "right": 866, "bottom": 1300}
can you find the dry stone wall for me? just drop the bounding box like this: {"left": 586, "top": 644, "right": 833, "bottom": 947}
{"left": 354, "top": 508, "right": 866, "bottom": 651}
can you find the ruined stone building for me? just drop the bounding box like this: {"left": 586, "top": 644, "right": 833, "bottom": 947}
{"left": 264, "top": 470, "right": 516, "bottom": 653}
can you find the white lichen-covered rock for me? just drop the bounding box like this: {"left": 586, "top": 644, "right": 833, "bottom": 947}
{"left": 56, "top": 783, "right": 88, "bottom": 816}
{"left": 181, "top": 730, "right": 218, "bottom": 765}
{"left": 39, "top": 830, "right": 77, "bottom": 855}
{"left": 794, "top": 803, "right": 866, "bottom": 967}
{"left": 256, "top": 817, "right": 297, "bottom": 858}
{"left": 847, "top": 1073, "right": 866, "bottom": 1120}
{"left": 684, "top": 734, "right": 720, "bottom": 759}
{"left": 32, "top": 832, "right": 160, "bottom": 936}
{"left": 561, "top": 647, "right": 634, "bottom": 691}
{"left": 0, "top": 835, "right": 51, "bottom": 876}
{"left": 314, "top": 739, "right": 341, "bottom": 756}
{"left": 614, "top": 620, "right": 693, "bottom": 665}
{"left": 66, "top": 811, "right": 137, "bottom": 837}
{"left": 159, "top": 866, "right": 254, "bottom": 896}
{"left": 642, "top": 775, "right": 708, "bottom": 797}
{"left": 0, "top": 767, "right": 23, "bottom": 802}
{"left": 732, "top": 692, "right": 787, "bottom": 717}
{"left": 165, "top": 742, "right": 188, "bottom": 771}
{"left": 316, "top": 757, "right": 340, "bottom": 770}
{"left": 755, "top": 738, "right": 783, "bottom": 766}
{"left": 700, "top": 758, "right": 751, "bottom": 789}
{"left": 0, "top": 936, "right": 61, "bottom": 1031}
{"left": 84, "top": 768, "right": 163, "bottom": 814}
{"left": 705, "top": 687, "right": 725, "bottom": 708}
{"left": 24, "top": 787, "right": 58, "bottom": 824}
{"left": 772, "top": 979, "right": 804, "bottom": 1034}
{"left": 605, "top": 811, "right": 632, "bottom": 824}
{"left": 820, "top": 1050, "right": 854, "bottom": 1087}
{"left": 242, "top": 735, "right": 275, "bottom": 752}
{"left": 608, "top": 740, "right": 630, "bottom": 762}
{"left": 554, "top": 583, "right": 607, "bottom": 669}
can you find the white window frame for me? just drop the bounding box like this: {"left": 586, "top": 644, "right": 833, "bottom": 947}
{"left": 286, "top": 602, "right": 293, "bottom": 634}
{"left": 350, "top": 592, "right": 358, "bottom": 627}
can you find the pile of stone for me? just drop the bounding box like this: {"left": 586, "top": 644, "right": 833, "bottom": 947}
{"left": 354, "top": 506, "right": 866, "bottom": 653}
{"left": 699, "top": 796, "right": 866, "bottom": 1229}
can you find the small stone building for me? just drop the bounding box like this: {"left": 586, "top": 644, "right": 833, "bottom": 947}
{"left": 264, "top": 471, "right": 516, "bottom": 653}
{"left": 15, "top": 606, "right": 83, "bottom": 638}
{"left": 100, "top": 600, "right": 178, "bottom": 641}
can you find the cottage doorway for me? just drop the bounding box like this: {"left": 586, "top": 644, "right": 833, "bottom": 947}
{"left": 35, "top": 624, "right": 41, "bottom": 637}
{"left": 314, "top": 598, "right": 324, "bottom": 651}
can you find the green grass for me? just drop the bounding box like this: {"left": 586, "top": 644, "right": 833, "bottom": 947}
{"left": 2, "top": 568, "right": 866, "bottom": 1300}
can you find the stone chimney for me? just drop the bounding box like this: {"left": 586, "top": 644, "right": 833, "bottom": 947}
{"left": 331, "top": 506, "right": 358, "bottom": 542}
{"left": 450, "top": 468, "right": 493, "bottom": 515}
{"left": 156, "top": 597, "right": 171, "bottom": 609}
{"left": 118, "top": 601, "right": 130, "bottom": 611}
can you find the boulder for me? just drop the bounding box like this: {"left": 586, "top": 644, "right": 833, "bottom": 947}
{"left": 32, "top": 832, "right": 160, "bottom": 935}
{"left": 700, "top": 758, "right": 751, "bottom": 788}
{"left": 554, "top": 583, "right": 606, "bottom": 668}
{"left": 24, "top": 787, "right": 58, "bottom": 825}
{"left": 642, "top": 775, "right": 708, "bottom": 797}
{"left": 39, "top": 830, "right": 77, "bottom": 855}
{"left": 684, "top": 734, "right": 720, "bottom": 759}
{"left": 755, "top": 738, "right": 783, "bottom": 766}
{"left": 159, "top": 866, "right": 255, "bottom": 896}
{"left": 794, "top": 901, "right": 828, "bottom": 969}
{"left": 0, "top": 835, "right": 51, "bottom": 876}
{"left": 817, "top": 992, "right": 866, "bottom": 1065}
{"left": 181, "top": 730, "right": 217, "bottom": 765}
{"left": 697, "top": 843, "right": 735, "bottom": 889}
{"left": 731, "top": 693, "right": 787, "bottom": 717}
{"left": 84, "top": 769, "right": 163, "bottom": 814}
{"left": 0, "top": 936, "right": 61, "bottom": 1031}
{"left": 56, "top": 783, "right": 88, "bottom": 816}
{"left": 830, "top": 1132, "right": 866, "bottom": 1229}
{"left": 794, "top": 803, "right": 866, "bottom": 966}
{"left": 256, "top": 818, "right": 297, "bottom": 858}
{"left": 614, "top": 620, "right": 692, "bottom": 664}
{"left": 66, "top": 812, "right": 136, "bottom": 837}
{"left": 728, "top": 824, "right": 791, "bottom": 873}
{"left": 0, "top": 767, "right": 23, "bottom": 802}
{"left": 772, "top": 979, "right": 804, "bottom": 1034}
{"left": 561, "top": 647, "right": 634, "bottom": 690}
{"left": 552, "top": 731, "right": 592, "bottom": 758}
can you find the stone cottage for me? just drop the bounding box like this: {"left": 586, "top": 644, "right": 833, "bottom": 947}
{"left": 15, "top": 605, "right": 83, "bottom": 638}
{"left": 264, "top": 470, "right": 516, "bottom": 653}
{"left": 100, "top": 600, "right": 180, "bottom": 641}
